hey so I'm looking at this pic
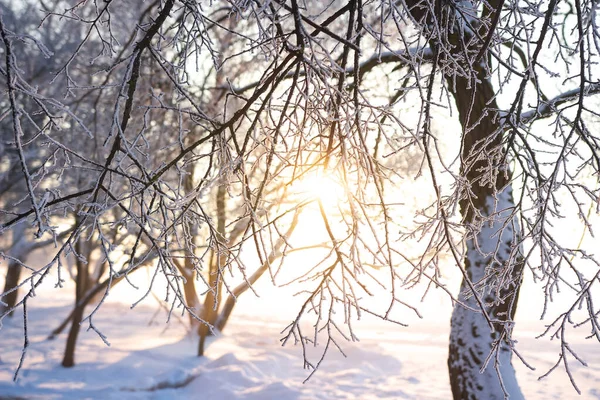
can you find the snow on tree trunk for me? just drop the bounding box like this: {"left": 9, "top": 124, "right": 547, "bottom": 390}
{"left": 449, "top": 188, "right": 524, "bottom": 399}
{"left": 426, "top": 1, "right": 526, "bottom": 391}
{"left": 444, "top": 73, "right": 526, "bottom": 399}
{"left": 442, "top": 44, "right": 526, "bottom": 399}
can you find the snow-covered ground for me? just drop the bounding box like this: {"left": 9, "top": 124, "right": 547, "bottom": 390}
{"left": 1, "top": 279, "right": 599, "bottom": 400}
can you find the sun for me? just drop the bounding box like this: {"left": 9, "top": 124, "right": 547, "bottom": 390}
{"left": 293, "top": 168, "right": 347, "bottom": 212}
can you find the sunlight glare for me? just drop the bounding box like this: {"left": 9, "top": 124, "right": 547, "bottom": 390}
{"left": 294, "top": 169, "right": 346, "bottom": 212}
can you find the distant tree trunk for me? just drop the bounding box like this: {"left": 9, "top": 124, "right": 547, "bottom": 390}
{"left": 445, "top": 45, "right": 525, "bottom": 400}
{"left": 214, "top": 209, "right": 301, "bottom": 332}
{"left": 180, "top": 168, "right": 201, "bottom": 327}
{"left": 1, "top": 223, "right": 27, "bottom": 316}
{"left": 2, "top": 260, "right": 22, "bottom": 316}
{"left": 62, "top": 236, "right": 88, "bottom": 368}
{"left": 198, "top": 182, "right": 227, "bottom": 356}
{"left": 180, "top": 263, "right": 201, "bottom": 326}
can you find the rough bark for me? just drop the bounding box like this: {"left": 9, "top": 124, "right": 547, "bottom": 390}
{"left": 446, "top": 41, "right": 525, "bottom": 400}
{"left": 449, "top": 187, "right": 524, "bottom": 400}
{"left": 402, "top": 0, "right": 526, "bottom": 397}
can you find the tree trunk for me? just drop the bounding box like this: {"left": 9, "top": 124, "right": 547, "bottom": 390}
{"left": 61, "top": 294, "right": 85, "bottom": 368}
{"left": 179, "top": 166, "right": 202, "bottom": 328}
{"left": 1, "top": 222, "right": 27, "bottom": 316}
{"left": 180, "top": 265, "right": 201, "bottom": 326}
{"left": 197, "top": 182, "right": 227, "bottom": 356}
{"left": 446, "top": 54, "right": 525, "bottom": 400}
{"left": 448, "top": 186, "right": 524, "bottom": 399}
{"left": 62, "top": 237, "right": 88, "bottom": 368}
{"left": 1, "top": 260, "right": 22, "bottom": 316}
{"left": 400, "top": 0, "right": 525, "bottom": 396}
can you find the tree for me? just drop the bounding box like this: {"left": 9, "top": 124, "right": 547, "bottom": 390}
{"left": 1, "top": 0, "right": 599, "bottom": 398}
{"left": 0, "top": 1, "right": 78, "bottom": 316}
